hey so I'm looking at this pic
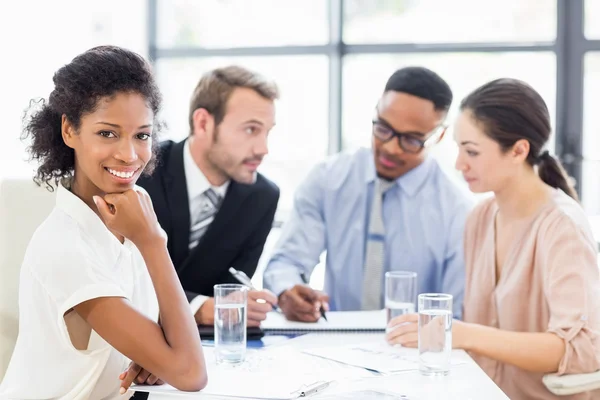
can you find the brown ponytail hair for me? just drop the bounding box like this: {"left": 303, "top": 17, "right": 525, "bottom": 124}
{"left": 460, "top": 78, "right": 578, "bottom": 201}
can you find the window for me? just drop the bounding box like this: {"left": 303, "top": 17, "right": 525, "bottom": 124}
{"left": 157, "top": 0, "right": 329, "bottom": 48}
{"left": 342, "top": 52, "right": 556, "bottom": 183}
{"left": 1, "top": 0, "right": 147, "bottom": 178}
{"left": 147, "top": 1, "right": 596, "bottom": 218}
{"left": 583, "top": 52, "right": 600, "bottom": 161}
{"left": 343, "top": 0, "right": 556, "bottom": 44}
{"left": 585, "top": 0, "right": 600, "bottom": 39}
{"left": 155, "top": 56, "right": 329, "bottom": 216}
{"left": 582, "top": 52, "right": 600, "bottom": 213}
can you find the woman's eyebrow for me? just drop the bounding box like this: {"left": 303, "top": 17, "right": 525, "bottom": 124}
{"left": 95, "top": 122, "right": 153, "bottom": 129}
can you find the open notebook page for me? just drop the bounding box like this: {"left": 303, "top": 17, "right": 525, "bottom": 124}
{"left": 261, "top": 310, "right": 387, "bottom": 333}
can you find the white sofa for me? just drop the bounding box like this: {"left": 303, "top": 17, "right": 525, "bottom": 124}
{"left": 0, "top": 177, "right": 56, "bottom": 381}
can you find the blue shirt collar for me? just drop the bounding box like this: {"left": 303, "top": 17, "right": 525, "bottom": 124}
{"left": 365, "top": 151, "right": 434, "bottom": 197}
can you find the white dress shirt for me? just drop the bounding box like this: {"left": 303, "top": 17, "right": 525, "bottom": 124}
{"left": 183, "top": 138, "right": 230, "bottom": 316}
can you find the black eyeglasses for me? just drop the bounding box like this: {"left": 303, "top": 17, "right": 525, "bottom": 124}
{"left": 372, "top": 118, "right": 447, "bottom": 154}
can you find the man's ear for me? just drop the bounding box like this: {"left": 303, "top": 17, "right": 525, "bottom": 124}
{"left": 192, "top": 108, "right": 215, "bottom": 139}
{"left": 61, "top": 115, "right": 77, "bottom": 149}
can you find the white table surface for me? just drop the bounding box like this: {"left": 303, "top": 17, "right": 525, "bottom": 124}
{"left": 146, "top": 333, "right": 509, "bottom": 400}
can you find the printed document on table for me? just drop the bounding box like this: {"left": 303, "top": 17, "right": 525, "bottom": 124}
{"left": 304, "top": 340, "right": 467, "bottom": 374}
{"left": 132, "top": 345, "right": 372, "bottom": 399}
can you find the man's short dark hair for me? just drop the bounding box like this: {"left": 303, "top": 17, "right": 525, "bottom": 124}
{"left": 384, "top": 66, "right": 453, "bottom": 112}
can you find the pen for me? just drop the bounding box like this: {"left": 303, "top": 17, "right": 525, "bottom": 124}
{"left": 300, "top": 272, "right": 328, "bottom": 321}
{"left": 300, "top": 381, "right": 330, "bottom": 397}
{"left": 229, "top": 267, "right": 279, "bottom": 312}
{"left": 229, "top": 267, "right": 255, "bottom": 288}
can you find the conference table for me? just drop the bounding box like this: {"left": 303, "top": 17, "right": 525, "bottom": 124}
{"left": 146, "top": 332, "right": 509, "bottom": 400}
{"left": 144, "top": 214, "right": 600, "bottom": 399}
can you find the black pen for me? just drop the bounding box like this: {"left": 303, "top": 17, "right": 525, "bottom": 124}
{"left": 300, "top": 272, "right": 328, "bottom": 321}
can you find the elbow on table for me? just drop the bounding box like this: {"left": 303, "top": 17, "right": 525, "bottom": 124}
{"left": 168, "top": 355, "right": 208, "bottom": 392}
{"left": 171, "top": 368, "right": 208, "bottom": 392}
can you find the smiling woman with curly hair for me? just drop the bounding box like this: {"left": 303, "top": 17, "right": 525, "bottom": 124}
{"left": 0, "top": 46, "right": 207, "bottom": 399}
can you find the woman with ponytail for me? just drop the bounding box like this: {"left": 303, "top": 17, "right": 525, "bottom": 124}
{"left": 388, "top": 78, "right": 600, "bottom": 398}
{"left": 452, "top": 78, "right": 599, "bottom": 399}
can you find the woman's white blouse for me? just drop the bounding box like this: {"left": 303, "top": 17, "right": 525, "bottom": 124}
{"left": 0, "top": 185, "right": 159, "bottom": 400}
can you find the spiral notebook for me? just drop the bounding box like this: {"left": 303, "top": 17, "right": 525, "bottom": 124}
{"left": 261, "top": 310, "right": 387, "bottom": 334}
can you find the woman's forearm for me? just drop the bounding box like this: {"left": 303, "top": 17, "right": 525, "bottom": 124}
{"left": 138, "top": 239, "right": 204, "bottom": 372}
{"left": 455, "top": 321, "right": 565, "bottom": 373}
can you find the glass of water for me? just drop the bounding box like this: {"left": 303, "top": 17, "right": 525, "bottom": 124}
{"left": 385, "top": 271, "right": 417, "bottom": 332}
{"left": 418, "top": 293, "right": 453, "bottom": 376}
{"left": 214, "top": 284, "right": 248, "bottom": 364}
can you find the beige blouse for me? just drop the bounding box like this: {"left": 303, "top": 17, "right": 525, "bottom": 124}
{"left": 463, "top": 189, "right": 600, "bottom": 400}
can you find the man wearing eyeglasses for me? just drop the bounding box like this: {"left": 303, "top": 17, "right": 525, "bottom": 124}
{"left": 263, "top": 66, "right": 474, "bottom": 323}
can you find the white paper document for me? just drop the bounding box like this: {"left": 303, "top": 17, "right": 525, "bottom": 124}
{"left": 261, "top": 310, "right": 387, "bottom": 333}
{"left": 315, "top": 390, "right": 413, "bottom": 399}
{"left": 133, "top": 346, "right": 372, "bottom": 399}
{"left": 304, "top": 340, "right": 467, "bottom": 374}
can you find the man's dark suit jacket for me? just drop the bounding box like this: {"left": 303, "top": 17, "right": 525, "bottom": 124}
{"left": 137, "top": 139, "right": 280, "bottom": 301}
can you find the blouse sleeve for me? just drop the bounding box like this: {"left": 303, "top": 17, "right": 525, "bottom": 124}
{"left": 542, "top": 214, "right": 600, "bottom": 375}
{"left": 30, "top": 239, "right": 129, "bottom": 350}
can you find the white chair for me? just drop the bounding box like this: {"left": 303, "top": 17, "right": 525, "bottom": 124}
{"left": 0, "top": 177, "right": 56, "bottom": 381}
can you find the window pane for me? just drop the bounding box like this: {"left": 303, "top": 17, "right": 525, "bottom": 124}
{"left": 342, "top": 53, "right": 556, "bottom": 187}
{"left": 157, "top": 0, "right": 328, "bottom": 48}
{"left": 586, "top": 0, "right": 600, "bottom": 39}
{"left": 344, "top": 0, "right": 556, "bottom": 44}
{"left": 582, "top": 53, "right": 600, "bottom": 213}
{"left": 155, "top": 56, "right": 329, "bottom": 216}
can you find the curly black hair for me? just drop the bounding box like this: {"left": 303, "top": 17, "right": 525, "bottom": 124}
{"left": 22, "top": 45, "right": 163, "bottom": 190}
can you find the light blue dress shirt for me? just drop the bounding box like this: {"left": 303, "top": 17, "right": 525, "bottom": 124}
{"left": 263, "top": 148, "right": 474, "bottom": 318}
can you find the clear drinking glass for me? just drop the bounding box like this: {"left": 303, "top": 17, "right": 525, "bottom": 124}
{"left": 418, "top": 293, "right": 453, "bottom": 376}
{"left": 214, "top": 284, "right": 248, "bottom": 364}
{"left": 384, "top": 271, "right": 417, "bottom": 333}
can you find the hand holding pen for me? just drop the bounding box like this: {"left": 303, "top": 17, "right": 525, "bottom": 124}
{"left": 300, "top": 273, "right": 328, "bottom": 322}
{"left": 277, "top": 273, "right": 330, "bottom": 323}
{"left": 229, "top": 267, "right": 280, "bottom": 326}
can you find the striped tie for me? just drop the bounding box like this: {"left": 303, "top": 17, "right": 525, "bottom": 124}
{"left": 361, "top": 178, "right": 395, "bottom": 310}
{"left": 189, "top": 188, "right": 221, "bottom": 250}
